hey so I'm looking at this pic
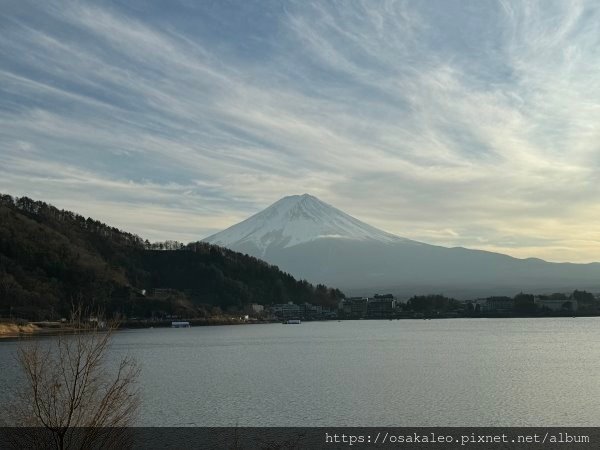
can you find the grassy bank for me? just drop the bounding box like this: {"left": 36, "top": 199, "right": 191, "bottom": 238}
{"left": 0, "top": 322, "right": 39, "bottom": 338}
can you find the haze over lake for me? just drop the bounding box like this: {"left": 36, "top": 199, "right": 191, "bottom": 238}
{"left": 2, "top": 318, "right": 599, "bottom": 427}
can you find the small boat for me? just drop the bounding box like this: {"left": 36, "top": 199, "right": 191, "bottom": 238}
{"left": 171, "top": 321, "right": 190, "bottom": 328}
{"left": 284, "top": 319, "right": 301, "bottom": 324}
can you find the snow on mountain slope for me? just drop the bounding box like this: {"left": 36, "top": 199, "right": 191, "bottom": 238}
{"left": 202, "top": 193, "right": 600, "bottom": 296}
{"left": 203, "top": 194, "right": 410, "bottom": 255}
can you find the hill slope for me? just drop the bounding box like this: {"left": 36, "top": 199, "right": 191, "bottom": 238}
{"left": 204, "top": 194, "right": 600, "bottom": 297}
{"left": 0, "top": 194, "right": 344, "bottom": 320}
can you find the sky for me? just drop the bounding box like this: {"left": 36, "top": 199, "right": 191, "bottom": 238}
{"left": 1, "top": 0, "right": 600, "bottom": 263}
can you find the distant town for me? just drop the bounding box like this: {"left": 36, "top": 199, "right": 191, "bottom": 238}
{"left": 253, "top": 290, "right": 597, "bottom": 322}
{"left": 139, "top": 290, "right": 598, "bottom": 327}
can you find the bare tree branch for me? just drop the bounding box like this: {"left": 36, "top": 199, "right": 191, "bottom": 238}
{"left": 1, "top": 305, "right": 140, "bottom": 449}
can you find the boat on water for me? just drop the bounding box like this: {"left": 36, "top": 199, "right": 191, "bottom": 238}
{"left": 284, "top": 319, "right": 301, "bottom": 324}
{"left": 171, "top": 321, "right": 191, "bottom": 328}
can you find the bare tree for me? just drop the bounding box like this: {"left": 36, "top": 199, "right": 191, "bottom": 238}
{"left": 3, "top": 306, "right": 140, "bottom": 449}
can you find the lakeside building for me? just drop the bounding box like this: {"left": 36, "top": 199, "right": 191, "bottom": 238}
{"left": 367, "top": 294, "right": 396, "bottom": 319}
{"left": 465, "top": 297, "right": 514, "bottom": 313}
{"left": 485, "top": 296, "right": 514, "bottom": 313}
{"left": 270, "top": 302, "right": 301, "bottom": 319}
{"left": 268, "top": 302, "right": 333, "bottom": 320}
{"left": 249, "top": 303, "right": 264, "bottom": 314}
{"left": 464, "top": 295, "right": 580, "bottom": 314}
{"left": 534, "top": 297, "right": 578, "bottom": 312}
{"left": 299, "top": 303, "right": 334, "bottom": 319}
{"left": 339, "top": 294, "right": 397, "bottom": 319}
{"left": 340, "top": 297, "right": 369, "bottom": 318}
{"left": 465, "top": 299, "right": 488, "bottom": 312}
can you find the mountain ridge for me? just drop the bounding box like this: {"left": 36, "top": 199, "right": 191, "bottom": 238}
{"left": 203, "top": 194, "right": 600, "bottom": 297}
{"left": 0, "top": 193, "right": 345, "bottom": 320}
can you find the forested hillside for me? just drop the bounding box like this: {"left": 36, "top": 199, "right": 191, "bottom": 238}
{"left": 0, "top": 194, "right": 344, "bottom": 320}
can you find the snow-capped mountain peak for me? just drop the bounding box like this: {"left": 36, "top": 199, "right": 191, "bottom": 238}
{"left": 202, "top": 194, "right": 600, "bottom": 296}
{"left": 203, "top": 194, "right": 407, "bottom": 254}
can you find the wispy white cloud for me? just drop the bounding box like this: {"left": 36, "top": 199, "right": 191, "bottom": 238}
{"left": 1, "top": 0, "right": 600, "bottom": 261}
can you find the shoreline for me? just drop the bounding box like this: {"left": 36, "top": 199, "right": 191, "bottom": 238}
{"left": 0, "top": 318, "right": 273, "bottom": 339}
{"left": 3, "top": 312, "right": 600, "bottom": 339}
{"left": 0, "top": 322, "right": 40, "bottom": 338}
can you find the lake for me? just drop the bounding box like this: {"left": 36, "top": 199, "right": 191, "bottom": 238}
{"left": 1, "top": 318, "right": 599, "bottom": 426}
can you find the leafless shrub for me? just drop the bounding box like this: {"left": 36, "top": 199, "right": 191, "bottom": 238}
{"left": 2, "top": 306, "right": 140, "bottom": 449}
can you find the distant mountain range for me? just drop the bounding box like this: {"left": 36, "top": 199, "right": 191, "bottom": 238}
{"left": 204, "top": 194, "right": 600, "bottom": 298}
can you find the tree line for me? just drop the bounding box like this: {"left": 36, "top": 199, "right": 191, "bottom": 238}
{"left": 0, "top": 193, "right": 345, "bottom": 320}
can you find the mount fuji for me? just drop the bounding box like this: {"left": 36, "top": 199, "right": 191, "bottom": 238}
{"left": 204, "top": 194, "right": 410, "bottom": 256}
{"left": 204, "top": 194, "right": 600, "bottom": 297}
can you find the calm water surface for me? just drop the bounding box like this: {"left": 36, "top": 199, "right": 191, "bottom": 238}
{"left": 1, "top": 318, "right": 599, "bottom": 426}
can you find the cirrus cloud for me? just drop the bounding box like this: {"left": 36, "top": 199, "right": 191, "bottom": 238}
{"left": 1, "top": 0, "right": 600, "bottom": 262}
